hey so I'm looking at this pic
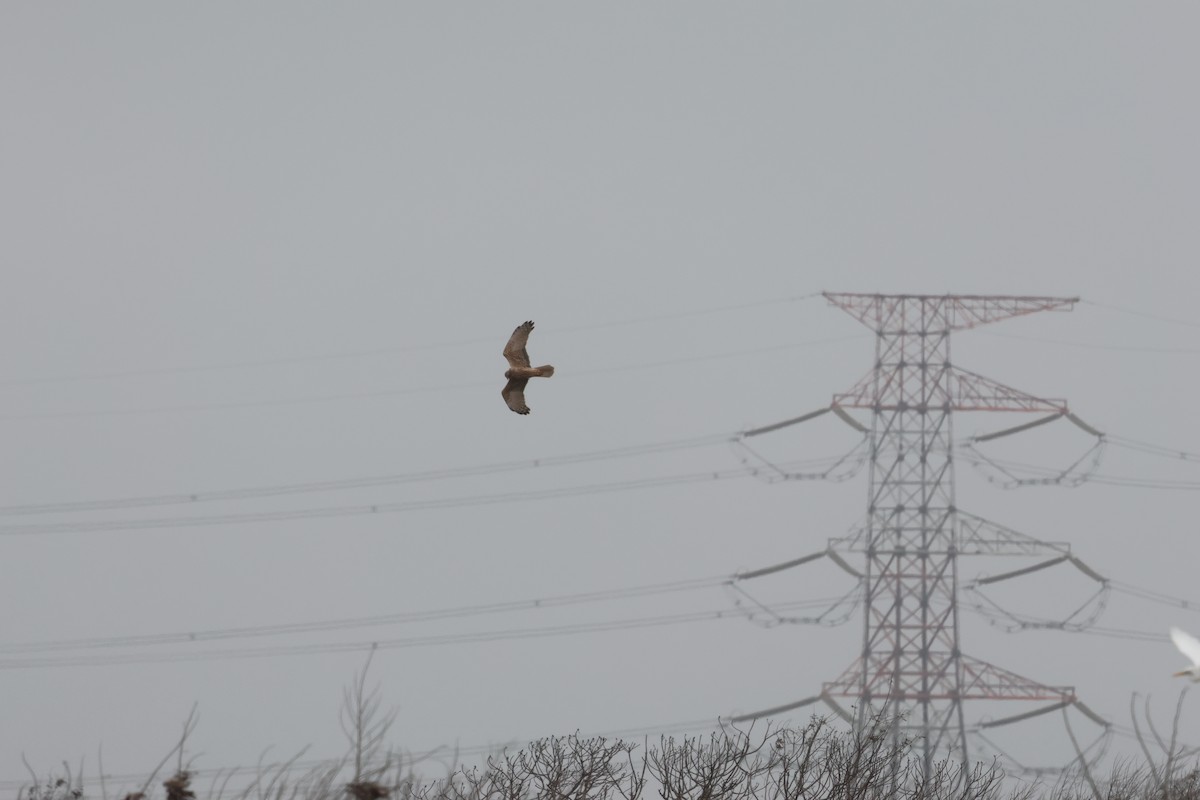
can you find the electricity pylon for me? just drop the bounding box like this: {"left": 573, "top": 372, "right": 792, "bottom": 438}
{"left": 733, "top": 293, "right": 1107, "bottom": 776}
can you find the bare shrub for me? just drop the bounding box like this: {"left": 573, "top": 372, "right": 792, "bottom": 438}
{"left": 399, "top": 712, "right": 1012, "bottom": 800}
{"left": 21, "top": 680, "right": 1200, "bottom": 800}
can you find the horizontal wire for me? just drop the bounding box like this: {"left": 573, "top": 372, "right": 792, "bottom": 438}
{"left": 1080, "top": 299, "right": 1200, "bottom": 331}
{"left": 0, "top": 334, "right": 865, "bottom": 421}
{"left": 5, "top": 364, "right": 1191, "bottom": 531}
{"left": 965, "top": 604, "right": 1166, "bottom": 643}
{"left": 1079, "top": 475, "right": 1200, "bottom": 491}
{"left": 0, "top": 293, "right": 822, "bottom": 389}
{"left": 2, "top": 433, "right": 864, "bottom": 520}
{"left": 1037, "top": 625, "right": 1164, "bottom": 643}
{"left": 15, "top": 419, "right": 1200, "bottom": 538}
{"left": 1107, "top": 725, "right": 1200, "bottom": 760}
{"left": 0, "top": 546, "right": 851, "bottom": 657}
{"left": 1106, "top": 436, "right": 1200, "bottom": 463}
{"left": 14, "top": 426, "right": 1195, "bottom": 543}
{"left": 979, "top": 330, "right": 1200, "bottom": 355}
{"left": 0, "top": 455, "right": 852, "bottom": 538}
{"left": 1108, "top": 581, "right": 1200, "bottom": 613}
{"left": 0, "top": 431, "right": 734, "bottom": 517}
{"left": 960, "top": 447, "right": 1200, "bottom": 491}
{"left": 19, "top": 421, "right": 1182, "bottom": 529}
{"left": 962, "top": 422, "right": 1200, "bottom": 470}
{"left": 0, "top": 575, "right": 733, "bottom": 654}
{"left": 0, "top": 596, "right": 838, "bottom": 671}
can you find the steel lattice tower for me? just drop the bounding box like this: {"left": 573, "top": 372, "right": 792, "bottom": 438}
{"left": 819, "top": 293, "right": 1082, "bottom": 774}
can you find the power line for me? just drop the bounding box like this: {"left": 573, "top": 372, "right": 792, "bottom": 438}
{"left": 979, "top": 330, "right": 1200, "bottom": 355}
{"left": 0, "top": 293, "right": 822, "bottom": 389}
{"left": 961, "top": 419, "right": 1200, "bottom": 469}
{"left": 957, "top": 440, "right": 1105, "bottom": 489}
{"left": 7, "top": 422, "right": 1191, "bottom": 522}
{"left": 962, "top": 570, "right": 1200, "bottom": 642}
{"left": 0, "top": 596, "right": 845, "bottom": 671}
{"left": 1107, "top": 581, "right": 1200, "bottom": 614}
{"left": 1081, "top": 299, "right": 1200, "bottom": 331}
{"left": 962, "top": 583, "right": 1109, "bottom": 635}
{"left": 0, "top": 335, "right": 863, "bottom": 421}
{"left": 0, "top": 431, "right": 735, "bottom": 516}
{"left": 0, "top": 455, "right": 855, "bottom": 538}
{"left": 0, "top": 421, "right": 1173, "bottom": 540}
{"left": 967, "top": 605, "right": 1166, "bottom": 644}
{"left": 0, "top": 548, "right": 846, "bottom": 662}
{"left": 733, "top": 435, "right": 870, "bottom": 484}
{"left": 0, "top": 444, "right": 865, "bottom": 538}
{"left": 1085, "top": 475, "right": 1200, "bottom": 491}
{"left": 13, "top": 421, "right": 1191, "bottom": 537}
{"left": 1106, "top": 435, "right": 1200, "bottom": 464}
{"left": 0, "top": 574, "right": 733, "bottom": 654}
{"left": 960, "top": 445, "right": 1200, "bottom": 491}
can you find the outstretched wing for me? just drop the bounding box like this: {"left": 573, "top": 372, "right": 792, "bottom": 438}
{"left": 502, "top": 377, "right": 531, "bottom": 415}
{"left": 503, "top": 320, "right": 535, "bottom": 368}
{"left": 1171, "top": 627, "right": 1200, "bottom": 667}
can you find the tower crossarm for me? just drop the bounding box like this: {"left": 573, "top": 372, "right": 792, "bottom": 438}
{"left": 822, "top": 657, "right": 1075, "bottom": 703}
{"left": 823, "top": 293, "right": 1078, "bottom": 332}
{"left": 831, "top": 512, "right": 1073, "bottom": 556}
{"left": 833, "top": 366, "right": 1067, "bottom": 414}
{"left": 958, "top": 656, "right": 1076, "bottom": 702}
{"left": 956, "top": 512, "right": 1072, "bottom": 557}
{"left": 948, "top": 367, "right": 1068, "bottom": 413}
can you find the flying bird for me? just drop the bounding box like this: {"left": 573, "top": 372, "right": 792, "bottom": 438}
{"left": 501, "top": 320, "right": 555, "bottom": 415}
{"left": 1170, "top": 627, "right": 1200, "bottom": 680}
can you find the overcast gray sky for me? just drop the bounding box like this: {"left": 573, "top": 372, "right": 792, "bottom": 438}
{"left": 3, "top": 1, "right": 1200, "bottom": 791}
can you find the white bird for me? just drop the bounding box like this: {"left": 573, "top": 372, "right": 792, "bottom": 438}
{"left": 1170, "top": 627, "right": 1200, "bottom": 680}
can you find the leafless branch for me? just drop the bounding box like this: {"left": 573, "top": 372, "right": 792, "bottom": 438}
{"left": 1062, "top": 707, "right": 1102, "bottom": 800}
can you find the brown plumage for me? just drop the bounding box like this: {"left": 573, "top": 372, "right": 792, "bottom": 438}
{"left": 162, "top": 773, "right": 195, "bottom": 800}
{"left": 346, "top": 782, "right": 390, "bottom": 800}
{"left": 502, "top": 320, "right": 555, "bottom": 415}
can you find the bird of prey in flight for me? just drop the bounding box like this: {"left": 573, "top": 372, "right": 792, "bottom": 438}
{"left": 501, "top": 320, "right": 555, "bottom": 415}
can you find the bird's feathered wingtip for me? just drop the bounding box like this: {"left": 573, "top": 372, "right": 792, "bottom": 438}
{"left": 1170, "top": 627, "right": 1200, "bottom": 667}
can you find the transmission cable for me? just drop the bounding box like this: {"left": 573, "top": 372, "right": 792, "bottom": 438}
{"left": 0, "top": 293, "right": 823, "bottom": 388}
{"left": 727, "top": 580, "right": 861, "bottom": 628}
{"left": 0, "top": 547, "right": 841, "bottom": 656}
{"left": 32, "top": 411, "right": 1197, "bottom": 523}
{"left": 0, "top": 431, "right": 734, "bottom": 517}
{"left": 966, "top": 610, "right": 1167, "bottom": 644}
{"left": 1106, "top": 581, "right": 1200, "bottom": 614}
{"left": 959, "top": 439, "right": 1106, "bottom": 489}
{"left": 959, "top": 447, "right": 1200, "bottom": 491}
{"left": 0, "top": 596, "right": 845, "bottom": 671}
{"left": 1080, "top": 299, "right": 1200, "bottom": 331}
{"left": 1106, "top": 435, "right": 1200, "bottom": 464}
{"left": 0, "top": 454, "right": 857, "bottom": 538}
{"left": 0, "top": 335, "right": 863, "bottom": 421}
{"left": 0, "top": 574, "right": 732, "bottom": 655}
{"left": 978, "top": 330, "right": 1200, "bottom": 355}
{"left": 731, "top": 434, "right": 870, "bottom": 484}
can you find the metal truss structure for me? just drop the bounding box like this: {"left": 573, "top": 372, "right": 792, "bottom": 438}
{"left": 733, "top": 293, "right": 1110, "bottom": 777}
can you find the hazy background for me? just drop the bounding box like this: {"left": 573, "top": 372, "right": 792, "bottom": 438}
{"left": 2, "top": 1, "right": 1200, "bottom": 791}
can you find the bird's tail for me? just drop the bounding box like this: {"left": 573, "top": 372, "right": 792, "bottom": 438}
{"left": 535, "top": 365, "right": 555, "bottom": 378}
